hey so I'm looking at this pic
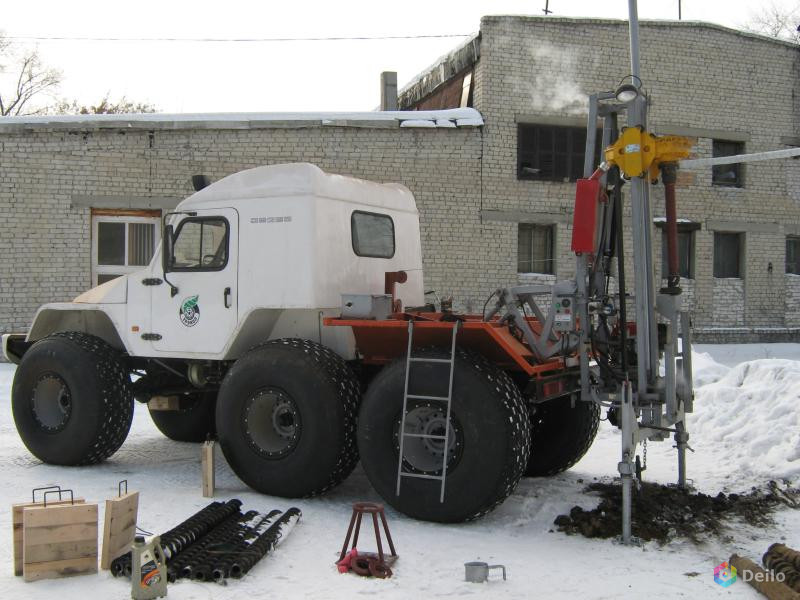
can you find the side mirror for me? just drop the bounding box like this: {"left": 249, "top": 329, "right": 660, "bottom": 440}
{"left": 162, "top": 224, "right": 174, "bottom": 274}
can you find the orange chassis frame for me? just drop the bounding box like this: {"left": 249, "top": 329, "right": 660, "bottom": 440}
{"left": 324, "top": 311, "right": 575, "bottom": 384}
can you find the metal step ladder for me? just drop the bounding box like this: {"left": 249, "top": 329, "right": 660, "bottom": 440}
{"left": 395, "top": 319, "right": 460, "bottom": 503}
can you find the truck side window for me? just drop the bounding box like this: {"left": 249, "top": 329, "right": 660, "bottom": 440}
{"left": 171, "top": 217, "right": 229, "bottom": 270}
{"left": 352, "top": 211, "right": 395, "bottom": 258}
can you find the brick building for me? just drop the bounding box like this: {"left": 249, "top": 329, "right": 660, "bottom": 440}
{"left": 1, "top": 16, "right": 799, "bottom": 342}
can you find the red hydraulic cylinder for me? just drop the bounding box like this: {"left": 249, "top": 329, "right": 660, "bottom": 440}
{"left": 661, "top": 162, "right": 681, "bottom": 294}
{"left": 571, "top": 177, "right": 601, "bottom": 254}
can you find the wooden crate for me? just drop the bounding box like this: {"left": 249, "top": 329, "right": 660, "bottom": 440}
{"left": 12, "top": 498, "right": 85, "bottom": 576}
{"left": 22, "top": 503, "right": 98, "bottom": 582}
{"left": 100, "top": 491, "right": 139, "bottom": 570}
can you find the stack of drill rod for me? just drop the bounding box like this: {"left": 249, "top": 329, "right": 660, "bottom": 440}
{"left": 763, "top": 544, "right": 800, "bottom": 593}
{"left": 110, "top": 499, "right": 301, "bottom": 583}
{"left": 111, "top": 499, "right": 243, "bottom": 577}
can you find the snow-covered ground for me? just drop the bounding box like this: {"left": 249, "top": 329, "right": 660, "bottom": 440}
{"left": 1, "top": 344, "right": 798, "bottom": 599}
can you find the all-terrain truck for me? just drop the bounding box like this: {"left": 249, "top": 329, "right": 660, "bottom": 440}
{"left": 4, "top": 162, "right": 599, "bottom": 523}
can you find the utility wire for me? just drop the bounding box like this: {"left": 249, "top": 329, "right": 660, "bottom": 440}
{"left": 5, "top": 33, "right": 473, "bottom": 43}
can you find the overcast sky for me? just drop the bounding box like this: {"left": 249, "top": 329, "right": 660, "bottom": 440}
{"left": 0, "top": 0, "right": 794, "bottom": 113}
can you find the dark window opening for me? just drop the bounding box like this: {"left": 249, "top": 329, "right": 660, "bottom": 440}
{"left": 518, "top": 223, "right": 554, "bottom": 274}
{"left": 352, "top": 211, "right": 395, "bottom": 258}
{"left": 517, "top": 124, "right": 601, "bottom": 182}
{"left": 714, "top": 232, "right": 743, "bottom": 278}
{"left": 661, "top": 230, "right": 694, "bottom": 279}
{"left": 712, "top": 140, "right": 745, "bottom": 187}
{"left": 787, "top": 236, "right": 800, "bottom": 275}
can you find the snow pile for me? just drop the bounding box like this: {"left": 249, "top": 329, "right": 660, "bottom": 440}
{"left": 691, "top": 359, "right": 800, "bottom": 482}
{"left": 691, "top": 351, "right": 731, "bottom": 387}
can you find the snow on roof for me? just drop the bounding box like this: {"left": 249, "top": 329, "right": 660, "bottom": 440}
{"left": 179, "top": 162, "right": 418, "bottom": 213}
{"left": 653, "top": 217, "right": 696, "bottom": 223}
{"left": 0, "top": 108, "right": 483, "bottom": 131}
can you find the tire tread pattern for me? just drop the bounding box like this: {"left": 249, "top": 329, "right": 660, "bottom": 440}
{"left": 247, "top": 338, "right": 361, "bottom": 496}
{"left": 527, "top": 399, "right": 600, "bottom": 476}
{"left": 456, "top": 348, "right": 532, "bottom": 520}
{"left": 48, "top": 331, "right": 133, "bottom": 464}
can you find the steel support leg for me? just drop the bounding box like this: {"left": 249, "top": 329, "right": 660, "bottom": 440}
{"left": 618, "top": 380, "right": 636, "bottom": 544}
{"left": 675, "top": 421, "right": 689, "bottom": 489}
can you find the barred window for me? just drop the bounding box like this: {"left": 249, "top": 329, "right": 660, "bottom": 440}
{"left": 518, "top": 125, "right": 598, "bottom": 182}
{"left": 92, "top": 212, "right": 161, "bottom": 286}
{"left": 518, "top": 224, "right": 554, "bottom": 274}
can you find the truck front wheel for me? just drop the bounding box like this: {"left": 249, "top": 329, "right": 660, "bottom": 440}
{"left": 12, "top": 332, "right": 134, "bottom": 465}
{"left": 216, "top": 339, "right": 360, "bottom": 497}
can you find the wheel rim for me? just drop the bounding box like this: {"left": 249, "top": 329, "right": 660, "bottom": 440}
{"left": 243, "top": 388, "right": 301, "bottom": 458}
{"left": 394, "top": 404, "right": 463, "bottom": 475}
{"left": 31, "top": 373, "right": 72, "bottom": 432}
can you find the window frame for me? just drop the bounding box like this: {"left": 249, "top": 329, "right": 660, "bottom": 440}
{"left": 655, "top": 221, "right": 698, "bottom": 280}
{"left": 712, "top": 139, "right": 745, "bottom": 188}
{"left": 169, "top": 216, "right": 231, "bottom": 273}
{"left": 517, "top": 223, "right": 555, "bottom": 275}
{"left": 351, "top": 210, "right": 396, "bottom": 259}
{"left": 517, "top": 123, "right": 600, "bottom": 183}
{"left": 91, "top": 214, "right": 161, "bottom": 287}
{"left": 787, "top": 235, "right": 800, "bottom": 275}
{"left": 713, "top": 231, "right": 744, "bottom": 279}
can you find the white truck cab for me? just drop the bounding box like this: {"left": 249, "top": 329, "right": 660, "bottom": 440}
{"left": 7, "top": 163, "right": 423, "bottom": 363}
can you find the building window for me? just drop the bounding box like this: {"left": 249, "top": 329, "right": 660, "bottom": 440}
{"left": 518, "top": 224, "right": 554, "bottom": 274}
{"left": 713, "top": 232, "right": 743, "bottom": 278}
{"left": 661, "top": 230, "right": 694, "bottom": 279}
{"left": 351, "top": 211, "right": 395, "bottom": 258}
{"left": 92, "top": 211, "right": 161, "bottom": 286}
{"left": 787, "top": 236, "right": 800, "bottom": 275}
{"left": 712, "top": 140, "right": 744, "bottom": 187}
{"left": 518, "top": 124, "right": 596, "bottom": 182}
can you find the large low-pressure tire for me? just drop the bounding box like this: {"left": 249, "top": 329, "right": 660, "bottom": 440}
{"left": 148, "top": 392, "right": 216, "bottom": 443}
{"left": 216, "top": 338, "right": 360, "bottom": 498}
{"left": 12, "top": 331, "right": 134, "bottom": 465}
{"left": 357, "top": 348, "right": 531, "bottom": 523}
{"left": 524, "top": 398, "right": 600, "bottom": 477}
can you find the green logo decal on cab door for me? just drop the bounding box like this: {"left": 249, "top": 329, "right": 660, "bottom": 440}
{"left": 179, "top": 295, "right": 200, "bottom": 327}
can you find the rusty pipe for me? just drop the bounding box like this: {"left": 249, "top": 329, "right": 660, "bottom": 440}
{"left": 730, "top": 554, "right": 800, "bottom": 600}
{"left": 661, "top": 162, "right": 681, "bottom": 293}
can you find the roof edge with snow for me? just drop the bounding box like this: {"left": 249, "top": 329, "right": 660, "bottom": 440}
{"left": 480, "top": 15, "right": 799, "bottom": 50}
{"left": 0, "top": 108, "right": 483, "bottom": 133}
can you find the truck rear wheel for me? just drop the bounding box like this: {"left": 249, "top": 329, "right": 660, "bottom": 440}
{"left": 357, "top": 348, "right": 531, "bottom": 523}
{"left": 12, "top": 331, "right": 134, "bottom": 465}
{"left": 148, "top": 392, "right": 216, "bottom": 442}
{"left": 525, "top": 398, "right": 599, "bottom": 476}
{"left": 216, "top": 339, "right": 360, "bottom": 497}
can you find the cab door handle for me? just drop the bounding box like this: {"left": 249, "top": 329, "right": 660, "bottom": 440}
{"left": 224, "top": 287, "right": 232, "bottom": 309}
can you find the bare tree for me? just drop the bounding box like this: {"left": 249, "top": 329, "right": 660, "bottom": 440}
{"left": 0, "top": 34, "right": 62, "bottom": 116}
{"left": 746, "top": 1, "right": 800, "bottom": 43}
{"left": 53, "top": 93, "right": 157, "bottom": 115}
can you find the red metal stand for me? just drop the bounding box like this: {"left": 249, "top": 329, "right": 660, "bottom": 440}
{"left": 338, "top": 502, "right": 397, "bottom": 564}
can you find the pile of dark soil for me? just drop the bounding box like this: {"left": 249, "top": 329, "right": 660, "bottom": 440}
{"left": 554, "top": 480, "right": 800, "bottom": 544}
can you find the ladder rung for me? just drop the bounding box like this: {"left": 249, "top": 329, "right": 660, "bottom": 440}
{"left": 402, "top": 433, "right": 447, "bottom": 440}
{"left": 408, "top": 357, "right": 453, "bottom": 364}
{"left": 400, "top": 472, "right": 444, "bottom": 481}
{"left": 405, "top": 394, "right": 450, "bottom": 402}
